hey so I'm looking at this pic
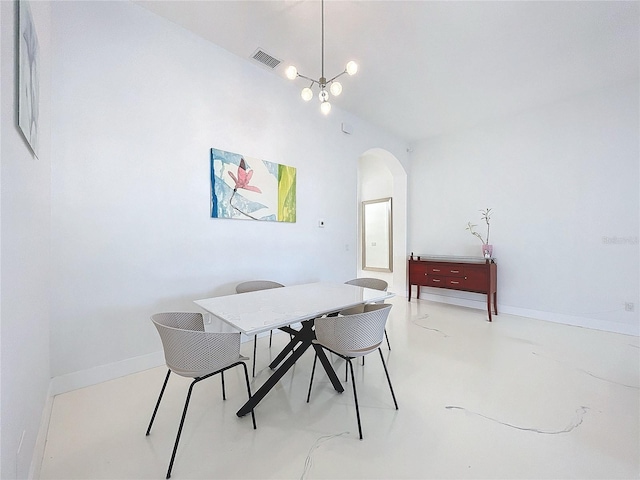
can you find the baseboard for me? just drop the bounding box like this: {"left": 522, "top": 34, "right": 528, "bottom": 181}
{"left": 50, "top": 350, "right": 166, "bottom": 396}
{"left": 28, "top": 385, "right": 54, "bottom": 480}
{"left": 499, "top": 304, "right": 639, "bottom": 336}
{"left": 413, "top": 290, "right": 639, "bottom": 337}
{"left": 48, "top": 332, "right": 273, "bottom": 397}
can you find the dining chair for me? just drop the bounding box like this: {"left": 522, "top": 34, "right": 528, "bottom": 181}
{"left": 345, "top": 277, "right": 391, "bottom": 349}
{"left": 306, "top": 303, "right": 398, "bottom": 440}
{"left": 235, "top": 280, "right": 285, "bottom": 377}
{"left": 146, "top": 312, "right": 256, "bottom": 479}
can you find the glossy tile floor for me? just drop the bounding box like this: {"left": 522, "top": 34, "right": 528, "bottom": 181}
{"left": 40, "top": 298, "right": 639, "bottom": 479}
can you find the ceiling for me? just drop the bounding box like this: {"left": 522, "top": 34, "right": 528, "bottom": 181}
{"left": 137, "top": 1, "right": 639, "bottom": 143}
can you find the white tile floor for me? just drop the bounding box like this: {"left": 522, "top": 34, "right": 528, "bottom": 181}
{"left": 39, "top": 297, "right": 639, "bottom": 479}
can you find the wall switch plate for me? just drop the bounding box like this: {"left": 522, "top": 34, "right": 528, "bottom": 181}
{"left": 318, "top": 219, "right": 325, "bottom": 228}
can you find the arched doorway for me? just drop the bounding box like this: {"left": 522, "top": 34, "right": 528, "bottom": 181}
{"left": 357, "top": 148, "right": 408, "bottom": 295}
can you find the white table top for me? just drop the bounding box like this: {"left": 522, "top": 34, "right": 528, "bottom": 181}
{"left": 194, "top": 282, "right": 394, "bottom": 335}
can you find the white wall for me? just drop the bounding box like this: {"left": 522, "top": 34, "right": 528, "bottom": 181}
{"left": 49, "top": 1, "right": 408, "bottom": 384}
{"left": 1, "top": 1, "right": 52, "bottom": 478}
{"left": 409, "top": 80, "right": 639, "bottom": 335}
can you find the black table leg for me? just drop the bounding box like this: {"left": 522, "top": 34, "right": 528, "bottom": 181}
{"left": 236, "top": 319, "right": 344, "bottom": 417}
{"left": 237, "top": 336, "right": 311, "bottom": 417}
{"left": 268, "top": 325, "right": 307, "bottom": 369}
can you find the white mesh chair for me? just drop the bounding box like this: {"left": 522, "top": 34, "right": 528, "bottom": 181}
{"left": 235, "top": 280, "right": 286, "bottom": 376}
{"left": 345, "top": 278, "right": 391, "bottom": 350}
{"left": 146, "top": 312, "right": 256, "bottom": 479}
{"left": 306, "top": 303, "right": 398, "bottom": 439}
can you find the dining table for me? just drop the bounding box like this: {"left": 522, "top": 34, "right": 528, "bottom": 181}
{"left": 194, "top": 281, "right": 394, "bottom": 417}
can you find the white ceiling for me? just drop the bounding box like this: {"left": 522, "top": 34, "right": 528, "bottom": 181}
{"left": 137, "top": 0, "right": 639, "bottom": 143}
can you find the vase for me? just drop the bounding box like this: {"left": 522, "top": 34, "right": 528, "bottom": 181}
{"left": 482, "top": 244, "right": 493, "bottom": 258}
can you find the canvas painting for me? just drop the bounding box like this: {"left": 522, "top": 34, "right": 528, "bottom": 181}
{"left": 210, "top": 148, "right": 296, "bottom": 222}
{"left": 18, "top": 0, "right": 40, "bottom": 157}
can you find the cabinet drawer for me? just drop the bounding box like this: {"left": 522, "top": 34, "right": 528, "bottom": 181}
{"left": 427, "top": 263, "right": 464, "bottom": 277}
{"left": 426, "top": 276, "right": 447, "bottom": 287}
{"left": 446, "top": 278, "right": 465, "bottom": 289}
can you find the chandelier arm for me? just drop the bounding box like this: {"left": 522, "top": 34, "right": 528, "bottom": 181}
{"left": 296, "top": 73, "right": 318, "bottom": 85}
{"left": 326, "top": 70, "right": 348, "bottom": 84}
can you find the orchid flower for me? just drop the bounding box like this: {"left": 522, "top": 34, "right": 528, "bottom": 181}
{"left": 228, "top": 158, "right": 262, "bottom": 193}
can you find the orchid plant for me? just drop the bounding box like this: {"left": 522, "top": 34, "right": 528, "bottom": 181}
{"left": 466, "top": 208, "right": 492, "bottom": 245}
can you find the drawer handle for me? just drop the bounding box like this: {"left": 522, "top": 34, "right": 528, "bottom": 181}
{"left": 450, "top": 281, "right": 460, "bottom": 284}
{"left": 432, "top": 268, "right": 441, "bottom": 272}
{"left": 451, "top": 270, "right": 460, "bottom": 273}
{"left": 432, "top": 279, "right": 441, "bottom": 282}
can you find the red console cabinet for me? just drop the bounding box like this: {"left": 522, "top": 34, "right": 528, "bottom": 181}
{"left": 408, "top": 255, "right": 498, "bottom": 321}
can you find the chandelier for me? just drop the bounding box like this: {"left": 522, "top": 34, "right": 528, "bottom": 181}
{"left": 285, "top": 0, "right": 358, "bottom": 115}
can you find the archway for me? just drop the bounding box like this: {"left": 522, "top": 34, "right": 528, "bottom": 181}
{"left": 357, "top": 148, "right": 408, "bottom": 295}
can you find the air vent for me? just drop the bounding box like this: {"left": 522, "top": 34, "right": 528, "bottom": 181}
{"left": 251, "top": 49, "right": 282, "bottom": 69}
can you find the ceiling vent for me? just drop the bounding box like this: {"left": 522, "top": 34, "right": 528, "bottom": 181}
{"left": 251, "top": 48, "right": 282, "bottom": 69}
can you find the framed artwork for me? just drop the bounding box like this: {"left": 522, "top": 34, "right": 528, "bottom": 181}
{"left": 18, "top": 0, "right": 40, "bottom": 157}
{"left": 210, "top": 148, "right": 296, "bottom": 222}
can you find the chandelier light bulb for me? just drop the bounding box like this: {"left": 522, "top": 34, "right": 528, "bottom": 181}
{"left": 346, "top": 61, "right": 358, "bottom": 76}
{"left": 329, "top": 81, "right": 342, "bottom": 96}
{"left": 318, "top": 89, "right": 329, "bottom": 102}
{"left": 301, "top": 87, "right": 313, "bottom": 102}
{"left": 285, "top": 65, "right": 298, "bottom": 80}
{"left": 320, "top": 101, "right": 332, "bottom": 115}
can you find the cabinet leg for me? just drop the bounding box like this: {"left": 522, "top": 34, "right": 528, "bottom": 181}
{"left": 493, "top": 292, "right": 498, "bottom": 315}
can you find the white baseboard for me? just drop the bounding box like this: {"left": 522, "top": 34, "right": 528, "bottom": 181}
{"left": 48, "top": 332, "right": 272, "bottom": 397}
{"left": 499, "top": 304, "right": 639, "bottom": 336}
{"left": 414, "top": 290, "right": 639, "bottom": 337}
{"left": 28, "top": 386, "right": 54, "bottom": 480}
{"left": 50, "top": 351, "right": 166, "bottom": 396}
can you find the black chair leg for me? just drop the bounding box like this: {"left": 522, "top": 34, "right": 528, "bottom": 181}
{"left": 151, "top": 363, "right": 255, "bottom": 479}
{"left": 378, "top": 348, "right": 398, "bottom": 409}
{"left": 252, "top": 335, "right": 258, "bottom": 377}
{"left": 306, "top": 353, "right": 319, "bottom": 403}
{"left": 269, "top": 330, "right": 273, "bottom": 347}
{"left": 166, "top": 378, "right": 200, "bottom": 479}
{"left": 347, "top": 358, "right": 363, "bottom": 440}
{"left": 240, "top": 362, "right": 257, "bottom": 429}
{"left": 146, "top": 369, "right": 171, "bottom": 436}
{"left": 384, "top": 328, "right": 391, "bottom": 350}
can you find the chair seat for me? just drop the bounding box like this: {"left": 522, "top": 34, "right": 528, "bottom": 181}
{"left": 311, "top": 339, "right": 382, "bottom": 358}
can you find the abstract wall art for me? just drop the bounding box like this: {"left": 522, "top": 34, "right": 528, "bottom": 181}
{"left": 18, "top": 0, "right": 40, "bottom": 157}
{"left": 210, "top": 148, "right": 296, "bottom": 222}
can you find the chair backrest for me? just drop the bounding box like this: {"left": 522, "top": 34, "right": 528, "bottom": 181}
{"left": 235, "top": 280, "right": 284, "bottom": 294}
{"left": 345, "top": 277, "right": 388, "bottom": 292}
{"left": 314, "top": 303, "right": 392, "bottom": 357}
{"left": 151, "top": 312, "right": 241, "bottom": 378}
